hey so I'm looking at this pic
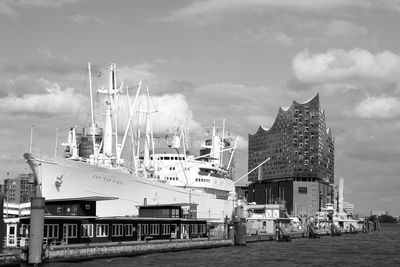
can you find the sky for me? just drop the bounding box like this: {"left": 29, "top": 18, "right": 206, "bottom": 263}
{"left": 1, "top": 0, "right": 400, "bottom": 216}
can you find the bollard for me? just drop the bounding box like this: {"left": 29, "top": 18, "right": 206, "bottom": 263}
{"left": 28, "top": 197, "right": 45, "bottom": 265}
{"left": 233, "top": 220, "right": 246, "bottom": 245}
{"left": 233, "top": 202, "right": 246, "bottom": 245}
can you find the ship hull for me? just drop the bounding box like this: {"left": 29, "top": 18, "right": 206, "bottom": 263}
{"left": 25, "top": 154, "right": 234, "bottom": 222}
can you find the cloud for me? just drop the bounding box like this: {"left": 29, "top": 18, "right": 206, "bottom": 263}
{"left": 246, "top": 115, "right": 275, "bottom": 129}
{"left": 243, "top": 29, "right": 295, "bottom": 46}
{"left": 323, "top": 20, "right": 367, "bottom": 38}
{"left": 241, "top": 18, "right": 369, "bottom": 49}
{"left": 0, "top": 60, "right": 83, "bottom": 97}
{"left": 157, "top": 0, "right": 372, "bottom": 25}
{"left": 1, "top": 60, "right": 78, "bottom": 76}
{"left": 0, "top": 0, "right": 79, "bottom": 17}
{"left": 352, "top": 96, "right": 400, "bottom": 119}
{"left": 69, "top": 14, "right": 105, "bottom": 25}
{"left": 117, "top": 64, "right": 156, "bottom": 86}
{"left": 115, "top": 93, "right": 202, "bottom": 135}
{"left": 0, "top": 1, "right": 18, "bottom": 16}
{"left": 337, "top": 119, "right": 400, "bottom": 165}
{"left": 0, "top": 83, "right": 87, "bottom": 116}
{"left": 292, "top": 48, "right": 400, "bottom": 84}
{"left": 37, "top": 48, "right": 54, "bottom": 59}
{"left": 377, "top": 0, "right": 400, "bottom": 13}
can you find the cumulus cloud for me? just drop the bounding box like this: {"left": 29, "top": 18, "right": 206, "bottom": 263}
{"left": 352, "top": 96, "right": 400, "bottom": 119}
{"left": 292, "top": 48, "right": 400, "bottom": 84}
{"left": 115, "top": 93, "right": 201, "bottom": 135}
{"left": 0, "top": 83, "right": 87, "bottom": 116}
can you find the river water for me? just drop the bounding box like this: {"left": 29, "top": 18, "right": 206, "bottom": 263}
{"left": 45, "top": 224, "right": 400, "bottom": 266}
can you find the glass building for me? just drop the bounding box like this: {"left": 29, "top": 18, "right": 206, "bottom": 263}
{"left": 247, "top": 94, "right": 334, "bottom": 217}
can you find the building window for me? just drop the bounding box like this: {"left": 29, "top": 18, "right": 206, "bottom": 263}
{"left": 63, "top": 224, "right": 77, "bottom": 238}
{"left": 81, "top": 224, "right": 93, "bottom": 238}
{"left": 96, "top": 224, "right": 109, "bottom": 237}
{"left": 125, "top": 224, "right": 134, "bottom": 236}
{"left": 199, "top": 224, "right": 206, "bottom": 234}
{"left": 162, "top": 224, "right": 170, "bottom": 235}
{"left": 150, "top": 224, "right": 160, "bottom": 235}
{"left": 171, "top": 209, "right": 179, "bottom": 218}
{"left": 298, "top": 187, "right": 308, "bottom": 194}
{"left": 112, "top": 224, "right": 124, "bottom": 237}
{"left": 191, "top": 224, "right": 198, "bottom": 234}
{"left": 142, "top": 224, "right": 149, "bottom": 235}
{"left": 44, "top": 224, "right": 59, "bottom": 238}
{"left": 20, "top": 224, "right": 30, "bottom": 237}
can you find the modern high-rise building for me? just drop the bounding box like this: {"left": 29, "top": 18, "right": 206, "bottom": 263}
{"left": 4, "top": 173, "right": 36, "bottom": 204}
{"left": 247, "top": 94, "right": 334, "bottom": 217}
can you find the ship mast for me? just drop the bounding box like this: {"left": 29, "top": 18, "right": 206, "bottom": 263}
{"left": 143, "top": 85, "right": 151, "bottom": 169}
{"left": 221, "top": 118, "right": 225, "bottom": 166}
{"left": 119, "top": 81, "right": 142, "bottom": 164}
{"left": 113, "top": 66, "right": 121, "bottom": 161}
{"left": 101, "top": 64, "right": 113, "bottom": 156}
{"left": 88, "top": 62, "right": 97, "bottom": 159}
{"left": 143, "top": 85, "right": 157, "bottom": 171}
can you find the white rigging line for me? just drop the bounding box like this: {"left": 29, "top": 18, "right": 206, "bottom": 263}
{"left": 234, "top": 157, "right": 271, "bottom": 185}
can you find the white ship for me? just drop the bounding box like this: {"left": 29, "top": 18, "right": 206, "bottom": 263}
{"left": 24, "top": 63, "right": 237, "bottom": 222}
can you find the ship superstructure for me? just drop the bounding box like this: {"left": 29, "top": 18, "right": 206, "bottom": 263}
{"left": 24, "top": 63, "right": 237, "bottom": 222}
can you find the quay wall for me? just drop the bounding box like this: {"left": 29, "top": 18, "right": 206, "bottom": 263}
{"left": 0, "top": 252, "right": 20, "bottom": 265}
{"left": 44, "top": 238, "right": 232, "bottom": 262}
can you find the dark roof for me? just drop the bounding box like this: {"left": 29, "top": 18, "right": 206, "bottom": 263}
{"left": 97, "top": 216, "right": 205, "bottom": 222}
{"left": 136, "top": 203, "right": 198, "bottom": 208}
{"left": 45, "top": 196, "right": 118, "bottom": 202}
{"left": 18, "top": 215, "right": 98, "bottom": 220}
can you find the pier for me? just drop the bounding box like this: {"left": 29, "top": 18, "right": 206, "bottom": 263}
{"left": 41, "top": 238, "right": 232, "bottom": 262}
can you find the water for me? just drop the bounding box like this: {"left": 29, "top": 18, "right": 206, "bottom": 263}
{"left": 44, "top": 224, "right": 400, "bottom": 266}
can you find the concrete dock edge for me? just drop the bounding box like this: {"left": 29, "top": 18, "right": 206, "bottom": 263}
{"left": 44, "top": 238, "right": 232, "bottom": 262}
